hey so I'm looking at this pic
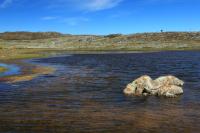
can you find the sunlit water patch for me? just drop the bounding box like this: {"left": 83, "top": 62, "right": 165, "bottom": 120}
{"left": 0, "top": 63, "right": 20, "bottom": 77}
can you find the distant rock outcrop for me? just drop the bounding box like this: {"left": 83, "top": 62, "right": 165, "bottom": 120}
{"left": 124, "top": 75, "right": 184, "bottom": 97}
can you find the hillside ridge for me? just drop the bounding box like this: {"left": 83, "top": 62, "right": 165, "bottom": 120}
{"left": 0, "top": 32, "right": 200, "bottom": 51}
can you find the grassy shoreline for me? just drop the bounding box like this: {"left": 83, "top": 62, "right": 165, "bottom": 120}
{"left": 0, "top": 66, "right": 7, "bottom": 72}
{"left": 0, "top": 48, "right": 66, "bottom": 60}
{"left": 0, "top": 48, "right": 200, "bottom": 61}
{"left": 0, "top": 32, "right": 200, "bottom": 59}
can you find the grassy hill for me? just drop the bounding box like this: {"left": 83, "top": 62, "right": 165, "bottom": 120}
{"left": 0, "top": 32, "right": 200, "bottom": 51}
{"left": 0, "top": 32, "right": 64, "bottom": 40}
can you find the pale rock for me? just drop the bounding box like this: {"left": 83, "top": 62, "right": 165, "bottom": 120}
{"left": 124, "top": 75, "right": 184, "bottom": 98}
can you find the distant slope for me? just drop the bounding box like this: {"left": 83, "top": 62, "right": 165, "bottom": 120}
{"left": 0, "top": 32, "right": 200, "bottom": 51}
{"left": 127, "top": 32, "right": 200, "bottom": 41}
{"left": 0, "top": 32, "right": 64, "bottom": 40}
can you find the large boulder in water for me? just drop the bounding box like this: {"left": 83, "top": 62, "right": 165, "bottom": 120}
{"left": 154, "top": 75, "right": 184, "bottom": 87}
{"left": 157, "top": 85, "right": 184, "bottom": 97}
{"left": 123, "top": 75, "right": 155, "bottom": 96}
{"left": 124, "top": 75, "right": 184, "bottom": 97}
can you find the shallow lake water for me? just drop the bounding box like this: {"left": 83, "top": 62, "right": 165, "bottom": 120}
{"left": 0, "top": 63, "right": 20, "bottom": 77}
{"left": 0, "top": 51, "right": 200, "bottom": 133}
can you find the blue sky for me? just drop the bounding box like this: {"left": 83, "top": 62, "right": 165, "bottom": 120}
{"left": 0, "top": 0, "right": 200, "bottom": 34}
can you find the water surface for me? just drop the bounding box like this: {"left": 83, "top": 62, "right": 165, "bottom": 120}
{"left": 0, "top": 63, "right": 20, "bottom": 77}
{"left": 0, "top": 51, "right": 200, "bottom": 133}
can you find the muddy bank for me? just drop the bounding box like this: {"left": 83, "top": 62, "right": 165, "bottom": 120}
{"left": 0, "top": 60, "right": 55, "bottom": 83}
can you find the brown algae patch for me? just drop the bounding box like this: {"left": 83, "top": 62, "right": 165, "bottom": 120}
{"left": 0, "top": 48, "right": 59, "bottom": 83}
{"left": 0, "top": 66, "right": 8, "bottom": 73}
{"left": 31, "top": 66, "right": 55, "bottom": 75}
{"left": 2, "top": 65, "right": 55, "bottom": 83}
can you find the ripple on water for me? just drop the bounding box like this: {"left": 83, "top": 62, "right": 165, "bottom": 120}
{"left": 0, "top": 63, "right": 20, "bottom": 77}
{"left": 0, "top": 51, "right": 200, "bottom": 133}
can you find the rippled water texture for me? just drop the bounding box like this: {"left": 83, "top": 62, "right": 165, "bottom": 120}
{"left": 0, "top": 63, "right": 20, "bottom": 77}
{"left": 0, "top": 51, "right": 200, "bottom": 133}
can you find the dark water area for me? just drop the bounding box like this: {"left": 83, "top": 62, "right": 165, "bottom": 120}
{"left": 0, "top": 51, "right": 200, "bottom": 133}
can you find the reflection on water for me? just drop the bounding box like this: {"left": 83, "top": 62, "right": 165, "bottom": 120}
{"left": 0, "top": 63, "right": 20, "bottom": 77}
{"left": 0, "top": 51, "right": 200, "bottom": 133}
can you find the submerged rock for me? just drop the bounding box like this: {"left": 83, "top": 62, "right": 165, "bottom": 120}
{"left": 124, "top": 75, "right": 184, "bottom": 97}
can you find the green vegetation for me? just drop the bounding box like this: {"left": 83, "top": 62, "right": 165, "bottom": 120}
{"left": 0, "top": 48, "right": 68, "bottom": 60}
{"left": 0, "top": 66, "right": 8, "bottom": 72}
{"left": 0, "top": 32, "right": 200, "bottom": 60}
{"left": 3, "top": 66, "right": 55, "bottom": 83}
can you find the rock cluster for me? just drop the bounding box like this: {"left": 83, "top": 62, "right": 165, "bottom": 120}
{"left": 124, "top": 75, "right": 184, "bottom": 98}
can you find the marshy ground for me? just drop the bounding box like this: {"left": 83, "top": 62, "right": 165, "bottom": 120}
{"left": 0, "top": 67, "right": 7, "bottom": 73}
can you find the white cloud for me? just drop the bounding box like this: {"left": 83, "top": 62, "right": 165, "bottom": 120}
{"left": 49, "top": 0, "right": 123, "bottom": 12}
{"left": 0, "top": 0, "right": 13, "bottom": 8}
{"left": 63, "top": 17, "right": 89, "bottom": 26}
{"left": 144, "top": 0, "right": 181, "bottom": 4}
{"left": 41, "top": 15, "right": 89, "bottom": 26}
{"left": 42, "top": 16, "right": 58, "bottom": 20}
{"left": 81, "top": 0, "right": 123, "bottom": 11}
{"left": 0, "top": 0, "right": 124, "bottom": 11}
